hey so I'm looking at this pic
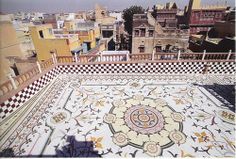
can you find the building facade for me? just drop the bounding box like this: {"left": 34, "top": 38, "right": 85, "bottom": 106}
{"left": 187, "top": 0, "right": 228, "bottom": 34}
{"left": 53, "top": 20, "right": 101, "bottom": 53}
{"left": 132, "top": 13, "right": 189, "bottom": 54}
{"left": 189, "top": 9, "right": 235, "bottom": 52}
{"left": 29, "top": 24, "right": 80, "bottom": 61}
{"left": 155, "top": 2, "right": 178, "bottom": 29}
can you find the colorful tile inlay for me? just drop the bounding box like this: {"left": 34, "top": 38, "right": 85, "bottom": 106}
{"left": 0, "top": 74, "right": 235, "bottom": 157}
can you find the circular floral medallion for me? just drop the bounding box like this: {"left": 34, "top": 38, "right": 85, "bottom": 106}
{"left": 171, "top": 112, "right": 185, "bottom": 122}
{"left": 112, "top": 132, "right": 128, "bottom": 147}
{"left": 105, "top": 96, "right": 186, "bottom": 156}
{"left": 103, "top": 113, "right": 116, "bottom": 124}
{"left": 144, "top": 141, "right": 162, "bottom": 157}
{"left": 124, "top": 105, "right": 164, "bottom": 135}
{"left": 169, "top": 130, "right": 186, "bottom": 144}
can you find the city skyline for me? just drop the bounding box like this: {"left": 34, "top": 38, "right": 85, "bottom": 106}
{"left": 0, "top": 0, "right": 235, "bottom": 13}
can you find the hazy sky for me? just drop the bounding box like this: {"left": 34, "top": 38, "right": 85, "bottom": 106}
{"left": 0, "top": 0, "right": 235, "bottom": 13}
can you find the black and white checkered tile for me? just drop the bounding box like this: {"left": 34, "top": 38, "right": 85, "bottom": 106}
{"left": 0, "top": 69, "right": 58, "bottom": 119}
{"left": 57, "top": 62, "right": 206, "bottom": 74}
{"left": 1, "top": 61, "right": 235, "bottom": 119}
{"left": 208, "top": 62, "right": 236, "bottom": 74}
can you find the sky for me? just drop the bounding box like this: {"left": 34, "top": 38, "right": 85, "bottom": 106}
{"left": 0, "top": 0, "right": 235, "bottom": 13}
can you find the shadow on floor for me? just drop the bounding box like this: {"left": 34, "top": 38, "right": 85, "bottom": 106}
{"left": 199, "top": 84, "right": 235, "bottom": 112}
{"left": 0, "top": 136, "right": 101, "bottom": 157}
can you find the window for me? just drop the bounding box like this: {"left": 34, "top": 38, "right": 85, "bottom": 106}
{"left": 139, "top": 46, "right": 145, "bottom": 53}
{"left": 156, "top": 46, "right": 162, "bottom": 52}
{"left": 135, "top": 30, "right": 139, "bottom": 36}
{"left": 149, "top": 30, "right": 154, "bottom": 37}
{"left": 48, "top": 28, "right": 53, "bottom": 35}
{"left": 140, "top": 29, "right": 145, "bottom": 37}
{"left": 39, "top": 30, "right": 44, "bottom": 38}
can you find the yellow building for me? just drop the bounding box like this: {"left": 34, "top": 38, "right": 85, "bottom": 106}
{"left": 63, "top": 21, "right": 101, "bottom": 53}
{"left": 0, "top": 20, "right": 24, "bottom": 84}
{"left": 29, "top": 24, "right": 81, "bottom": 61}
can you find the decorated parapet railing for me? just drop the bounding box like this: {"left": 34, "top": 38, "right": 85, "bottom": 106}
{"left": 0, "top": 51, "right": 235, "bottom": 101}
{"left": 0, "top": 51, "right": 235, "bottom": 119}
{"left": 57, "top": 50, "right": 235, "bottom": 63}
{"left": 0, "top": 58, "right": 54, "bottom": 99}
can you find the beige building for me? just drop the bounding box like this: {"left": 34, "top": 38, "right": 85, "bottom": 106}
{"left": 14, "top": 21, "right": 35, "bottom": 57}
{"left": 0, "top": 20, "right": 23, "bottom": 84}
{"left": 132, "top": 13, "right": 189, "bottom": 54}
{"left": 95, "top": 4, "right": 116, "bottom": 24}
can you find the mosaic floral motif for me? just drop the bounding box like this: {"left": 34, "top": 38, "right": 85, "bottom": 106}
{"left": 51, "top": 112, "right": 67, "bottom": 124}
{"left": 169, "top": 130, "right": 186, "bottom": 144}
{"left": 218, "top": 109, "right": 235, "bottom": 124}
{"left": 112, "top": 133, "right": 128, "bottom": 147}
{"left": 103, "top": 113, "right": 116, "bottom": 124}
{"left": 133, "top": 94, "right": 144, "bottom": 101}
{"left": 113, "top": 99, "right": 125, "bottom": 107}
{"left": 173, "top": 98, "right": 185, "bottom": 105}
{"left": 143, "top": 141, "right": 162, "bottom": 157}
{"left": 129, "top": 82, "right": 141, "bottom": 88}
{"left": 171, "top": 112, "right": 185, "bottom": 122}
{"left": 194, "top": 132, "right": 210, "bottom": 143}
{"left": 95, "top": 99, "right": 105, "bottom": 107}
{"left": 155, "top": 98, "right": 167, "bottom": 106}
{"left": 0, "top": 74, "right": 235, "bottom": 157}
{"left": 124, "top": 105, "right": 164, "bottom": 134}
{"left": 106, "top": 95, "right": 185, "bottom": 155}
{"left": 90, "top": 137, "right": 103, "bottom": 149}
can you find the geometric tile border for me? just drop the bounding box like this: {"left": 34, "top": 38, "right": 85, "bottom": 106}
{"left": 0, "top": 68, "right": 58, "bottom": 119}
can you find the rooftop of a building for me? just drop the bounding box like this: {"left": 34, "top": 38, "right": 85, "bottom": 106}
{"left": 0, "top": 51, "right": 235, "bottom": 157}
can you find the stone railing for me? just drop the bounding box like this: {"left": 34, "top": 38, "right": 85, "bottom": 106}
{"left": 0, "top": 51, "right": 235, "bottom": 98}
{"left": 57, "top": 50, "right": 235, "bottom": 64}
{"left": 0, "top": 59, "right": 54, "bottom": 97}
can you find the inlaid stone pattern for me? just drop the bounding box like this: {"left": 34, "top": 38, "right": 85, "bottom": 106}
{"left": 0, "top": 74, "right": 235, "bottom": 157}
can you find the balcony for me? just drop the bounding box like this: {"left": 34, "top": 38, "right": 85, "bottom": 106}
{"left": 0, "top": 51, "right": 235, "bottom": 157}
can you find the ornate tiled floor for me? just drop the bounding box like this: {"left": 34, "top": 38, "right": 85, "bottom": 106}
{"left": 0, "top": 74, "right": 235, "bottom": 157}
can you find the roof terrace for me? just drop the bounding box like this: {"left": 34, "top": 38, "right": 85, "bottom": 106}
{"left": 0, "top": 51, "right": 235, "bottom": 157}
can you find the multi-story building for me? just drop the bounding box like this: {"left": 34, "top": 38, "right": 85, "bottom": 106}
{"left": 155, "top": 2, "right": 178, "bottom": 29}
{"left": 13, "top": 21, "right": 35, "bottom": 57}
{"left": 0, "top": 15, "right": 37, "bottom": 84}
{"left": 53, "top": 20, "right": 101, "bottom": 53}
{"left": 29, "top": 24, "right": 81, "bottom": 61}
{"left": 189, "top": 9, "right": 235, "bottom": 52}
{"left": 42, "top": 14, "right": 57, "bottom": 28}
{"left": 132, "top": 13, "right": 189, "bottom": 54}
{"left": 94, "top": 4, "right": 118, "bottom": 50}
{"left": 187, "top": 0, "right": 229, "bottom": 34}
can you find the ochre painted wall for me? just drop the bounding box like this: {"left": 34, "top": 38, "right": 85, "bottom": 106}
{"left": 0, "top": 21, "right": 24, "bottom": 84}
{"left": 29, "top": 24, "right": 75, "bottom": 61}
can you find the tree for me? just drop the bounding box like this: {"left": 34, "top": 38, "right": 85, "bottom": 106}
{"left": 122, "top": 6, "right": 144, "bottom": 51}
{"left": 151, "top": 5, "right": 157, "bottom": 19}
{"left": 123, "top": 5, "right": 144, "bottom": 35}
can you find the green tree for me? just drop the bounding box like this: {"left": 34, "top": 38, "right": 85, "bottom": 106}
{"left": 151, "top": 5, "right": 157, "bottom": 19}
{"left": 122, "top": 6, "right": 144, "bottom": 51}
{"left": 123, "top": 5, "right": 144, "bottom": 35}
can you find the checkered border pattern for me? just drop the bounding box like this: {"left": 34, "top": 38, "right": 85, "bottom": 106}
{"left": 0, "top": 69, "right": 58, "bottom": 119}
{"left": 208, "top": 62, "right": 236, "bottom": 74}
{"left": 1, "top": 61, "right": 235, "bottom": 120}
{"left": 57, "top": 62, "right": 206, "bottom": 74}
